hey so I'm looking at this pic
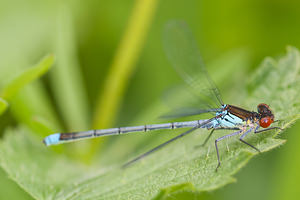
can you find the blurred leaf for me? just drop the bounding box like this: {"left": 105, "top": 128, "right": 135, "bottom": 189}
{"left": 90, "top": 0, "right": 159, "bottom": 159}
{"left": 0, "top": 168, "right": 32, "bottom": 200}
{"left": 92, "top": 0, "right": 158, "bottom": 129}
{"left": 0, "top": 98, "right": 8, "bottom": 115}
{"left": 0, "top": 54, "right": 57, "bottom": 135}
{"left": 50, "top": 5, "right": 90, "bottom": 131}
{"left": 0, "top": 46, "right": 299, "bottom": 199}
{"left": 0, "top": 54, "right": 62, "bottom": 137}
{"left": 1, "top": 54, "right": 54, "bottom": 101}
{"left": 272, "top": 121, "right": 300, "bottom": 200}
{"left": 0, "top": 128, "right": 88, "bottom": 200}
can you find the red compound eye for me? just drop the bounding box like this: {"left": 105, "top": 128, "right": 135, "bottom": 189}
{"left": 259, "top": 117, "right": 273, "bottom": 128}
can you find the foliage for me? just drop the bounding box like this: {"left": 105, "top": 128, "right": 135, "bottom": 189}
{"left": 1, "top": 1, "right": 300, "bottom": 199}
{"left": 0, "top": 55, "right": 54, "bottom": 115}
{"left": 0, "top": 47, "right": 299, "bottom": 199}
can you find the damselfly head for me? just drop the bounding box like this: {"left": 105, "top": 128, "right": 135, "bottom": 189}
{"left": 257, "top": 103, "right": 274, "bottom": 128}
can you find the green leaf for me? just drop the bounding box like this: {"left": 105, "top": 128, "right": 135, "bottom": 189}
{"left": 0, "top": 98, "right": 8, "bottom": 115}
{"left": 152, "top": 183, "right": 195, "bottom": 200}
{"left": 0, "top": 47, "right": 299, "bottom": 199}
{"left": 50, "top": 5, "right": 89, "bottom": 131}
{"left": 0, "top": 54, "right": 61, "bottom": 137}
{"left": 0, "top": 167, "right": 32, "bottom": 200}
{"left": 1, "top": 54, "right": 54, "bottom": 101}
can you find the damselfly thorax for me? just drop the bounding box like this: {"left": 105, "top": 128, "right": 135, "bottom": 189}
{"left": 214, "top": 103, "right": 275, "bottom": 129}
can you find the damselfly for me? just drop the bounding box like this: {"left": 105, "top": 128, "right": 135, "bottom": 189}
{"left": 43, "top": 21, "right": 282, "bottom": 171}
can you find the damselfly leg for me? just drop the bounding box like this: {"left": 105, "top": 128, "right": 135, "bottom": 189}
{"left": 215, "top": 129, "right": 243, "bottom": 171}
{"left": 239, "top": 127, "right": 260, "bottom": 152}
{"left": 122, "top": 127, "right": 198, "bottom": 168}
{"left": 195, "top": 129, "right": 215, "bottom": 148}
{"left": 195, "top": 127, "right": 240, "bottom": 148}
{"left": 254, "top": 126, "right": 282, "bottom": 134}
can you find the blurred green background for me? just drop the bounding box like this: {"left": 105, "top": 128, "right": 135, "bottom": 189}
{"left": 0, "top": 0, "right": 299, "bottom": 199}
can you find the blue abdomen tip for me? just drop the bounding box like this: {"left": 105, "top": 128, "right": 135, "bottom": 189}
{"left": 43, "top": 133, "right": 61, "bottom": 146}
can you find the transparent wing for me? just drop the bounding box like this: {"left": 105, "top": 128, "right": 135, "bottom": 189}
{"left": 160, "top": 84, "right": 219, "bottom": 119}
{"left": 160, "top": 107, "right": 221, "bottom": 119}
{"left": 163, "top": 20, "right": 223, "bottom": 108}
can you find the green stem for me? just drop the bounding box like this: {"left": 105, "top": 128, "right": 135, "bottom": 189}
{"left": 90, "top": 0, "right": 159, "bottom": 155}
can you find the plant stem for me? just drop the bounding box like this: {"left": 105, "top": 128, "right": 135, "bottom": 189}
{"left": 91, "top": 0, "right": 159, "bottom": 156}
